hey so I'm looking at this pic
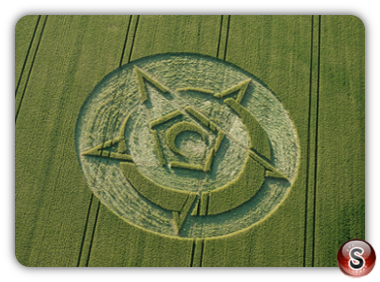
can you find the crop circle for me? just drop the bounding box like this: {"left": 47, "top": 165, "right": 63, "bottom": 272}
{"left": 75, "top": 53, "right": 299, "bottom": 238}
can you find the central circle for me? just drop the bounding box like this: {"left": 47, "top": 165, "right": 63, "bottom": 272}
{"left": 177, "top": 131, "right": 207, "bottom": 158}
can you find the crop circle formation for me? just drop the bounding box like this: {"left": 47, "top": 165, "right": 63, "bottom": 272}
{"left": 75, "top": 53, "right": 300, "bottom": 238}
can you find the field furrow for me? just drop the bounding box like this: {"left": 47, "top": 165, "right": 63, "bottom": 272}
{"left": 15, "top": 15, "right": 47, "bottom": 120}
{"left": 216, "top": 15, "right": 230, "bottom": 60}
{"left": 15, "top": 15, "right": 132, "bottom": 266}
{"left": 303, "top": 15, "right": 321, "bottom": 267}
{"left": 15, "top": 15, "right": 39, "bottom": 91}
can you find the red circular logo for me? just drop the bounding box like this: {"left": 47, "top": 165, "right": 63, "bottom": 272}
{"left": 337, "top": 239, "right": 376, "bottom": 277}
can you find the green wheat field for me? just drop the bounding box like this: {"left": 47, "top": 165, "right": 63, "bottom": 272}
{"left": 15, "top": 15, "right": 364, "bottom": 267}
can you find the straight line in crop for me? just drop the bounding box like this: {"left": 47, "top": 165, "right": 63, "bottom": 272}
{"left": 311, "top": 15, "right": 322, "bottom": 267}
{"left": 15, "top": 16, "right": 41, "bottom": 95}
{"left": 15, "top": 16, "right": 48, "bottom": 122}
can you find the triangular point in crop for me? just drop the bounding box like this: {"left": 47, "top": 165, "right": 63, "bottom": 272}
{"left": 134, "top": 65, "right": 170, "bottom": 104}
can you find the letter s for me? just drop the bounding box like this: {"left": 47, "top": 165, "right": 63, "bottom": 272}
{"left": 349, "top": 247, "right": 365, "bottom": 270}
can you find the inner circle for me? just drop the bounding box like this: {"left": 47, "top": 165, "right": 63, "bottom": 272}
{"left": 176, "top": 131, "right": 207, "bottom": 158}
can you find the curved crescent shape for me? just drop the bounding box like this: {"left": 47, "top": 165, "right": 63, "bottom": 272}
{"left": 224, "top": 98, "right": 271, "bottom": 161}
{"left": 166, "top": 121, "right": 207, "bottom": 157}
{"left": 119, "top": 110, "right": 134, "bottom": 139}
{"left": 117, "top": 110, "right": 134, "bottom": 154}
{"left": 120, "top": 162, "right": 197, "bottom": 212}
{"left": 205, "top": 156, "right": 266, "bottom": 215}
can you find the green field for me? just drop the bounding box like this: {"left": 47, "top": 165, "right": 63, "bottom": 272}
{"left": 15, "top": 15, "right": 364, "bottom": 267}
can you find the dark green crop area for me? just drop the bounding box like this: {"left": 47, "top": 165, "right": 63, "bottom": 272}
{"left": 15, "top": 15, "right": 364, "bottom": 267}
